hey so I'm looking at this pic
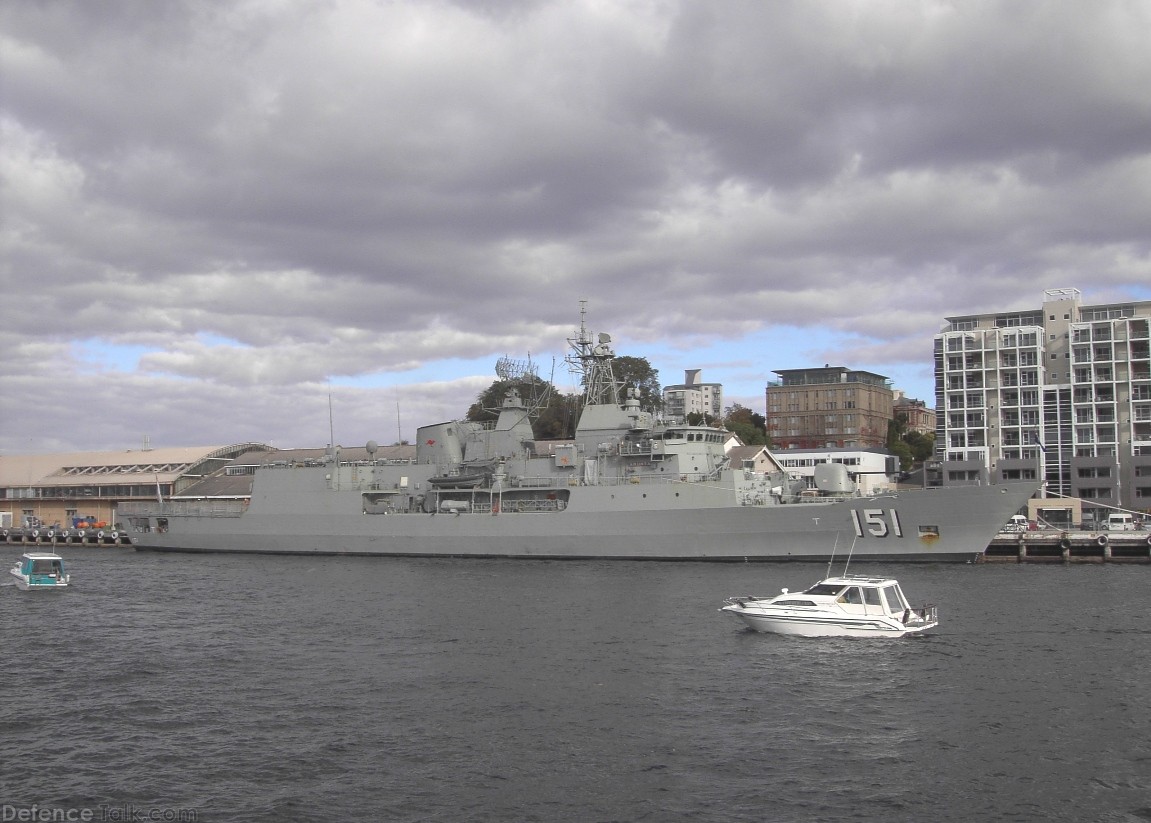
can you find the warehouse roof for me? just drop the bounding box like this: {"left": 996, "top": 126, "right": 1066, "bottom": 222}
{"left": 0, "top": 444, "right": 273, "bottom": 488}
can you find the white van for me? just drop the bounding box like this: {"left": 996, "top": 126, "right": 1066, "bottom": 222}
{"left": 1107, "top": 513, "right": 1136, "bottom": 531}
{"left": 1002, "top": 515, "right": 1029, "bottom": 533}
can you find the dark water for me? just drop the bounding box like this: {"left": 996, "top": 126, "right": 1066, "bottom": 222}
{"left": 2, "top": 548, "right": 1149, "bottom": 823}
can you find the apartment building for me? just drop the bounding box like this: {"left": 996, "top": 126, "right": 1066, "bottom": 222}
{"left": 765, "top": 366, "right": 894, "bottom": 449}
{"left": 662, "top": 369, "right": 723, "bottom": 422}
{"left": 932, "top": 287, "right": 1151, "bottom": 516}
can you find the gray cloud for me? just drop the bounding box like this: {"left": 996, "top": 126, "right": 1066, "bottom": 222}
{"left": 2, "top": 0, "right": 1149, "bottom": 452}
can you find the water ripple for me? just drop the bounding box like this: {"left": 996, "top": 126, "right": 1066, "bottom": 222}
{"left": 2, "top": 552, "right": 1148, "bottom": 822}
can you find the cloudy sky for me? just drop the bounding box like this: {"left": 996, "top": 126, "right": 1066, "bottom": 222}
{"left": 2, "top": 0, "right": 1150, "bottom": 455}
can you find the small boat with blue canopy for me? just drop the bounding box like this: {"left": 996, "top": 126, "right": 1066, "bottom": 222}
{"left": 9, "top": 552, "right": 71, "bottom": 590}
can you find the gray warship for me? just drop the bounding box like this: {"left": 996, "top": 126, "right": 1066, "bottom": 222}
{"left": 125, "top": 310, "right": 1037, "bottom": 561}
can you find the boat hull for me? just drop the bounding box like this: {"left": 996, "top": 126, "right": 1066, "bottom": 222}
{"left": 721, "top": 608, "right": 933, "bottom": 638}
{"left": 126, "top": 473, "right": 1036, "bottom": 561}
{"left": 9, "top": 570, "right": 69, "bottom": 590}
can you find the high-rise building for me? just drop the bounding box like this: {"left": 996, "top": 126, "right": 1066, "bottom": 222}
{"left": 662, "top": 369, "right": 723, "bottom": 421}
{"left": 765, "top": 366, "right": 893, "bottom": 449}
{"left": 932, "top": 287, "right": 1151, "bottom": 515}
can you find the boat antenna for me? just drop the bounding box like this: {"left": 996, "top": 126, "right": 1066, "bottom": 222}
{"left": 842, "top": 535, "right": 858, "bottom": 576}
{"left": 824, "top": 532, "right": 840, "bottom": 579}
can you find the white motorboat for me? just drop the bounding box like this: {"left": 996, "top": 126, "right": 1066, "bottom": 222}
{"left": 9, "top": 552, "right": 71, "bottom": 590}
{"left": 720, "top": 574, "right": 937, "bottom": 638}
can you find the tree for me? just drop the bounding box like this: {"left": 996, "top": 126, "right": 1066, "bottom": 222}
{"left": 612, "top": 355, "right": 662, "bottom": 413}
{"left": 886, "top": 415, "right": 909, "bottom": 450}
{"left": 466, "top": 377, "right": 579, "bottom": 440}
{"left": 467, "top": 377, "right": 547, "bottom": 422}
{"left": 535, "top": 391, "right": 581, "bottom": 439}
{"left": 886, "top": 414, "right": 936, "bottom": 470}
{"left": 904, "top": 430, "right": 936, "bottom": 463}
{"left": 722, "top": 403, "right": 768, "bottom": 446}
{"left": 889, "top": 438, "right": 915, "bottom": 471}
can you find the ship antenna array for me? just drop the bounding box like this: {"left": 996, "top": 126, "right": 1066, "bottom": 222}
{"left": 495, "top": 355, "right": 539, "bottom": 382}
{"left": 565, "top": 300, "right": 621, "bottom": 406}
{"left": 491, "top": 353, "right": 550, "bottom": 421}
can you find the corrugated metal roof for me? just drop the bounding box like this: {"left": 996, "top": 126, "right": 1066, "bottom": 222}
{"left": 0, "top": 445, "right": 270, "bottom": 486}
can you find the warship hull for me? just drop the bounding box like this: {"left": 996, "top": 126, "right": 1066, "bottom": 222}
{"left": 126, "top": 465, "right": 1036, "bottom": 562}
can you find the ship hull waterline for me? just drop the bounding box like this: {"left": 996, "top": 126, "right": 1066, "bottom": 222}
{"left": 130, "top": 480, "right": 1035, "bottom": 562}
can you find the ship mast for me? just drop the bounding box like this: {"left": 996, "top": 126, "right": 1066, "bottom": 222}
{"left": 567, "top": 301, "right": 620, "bottom": 407}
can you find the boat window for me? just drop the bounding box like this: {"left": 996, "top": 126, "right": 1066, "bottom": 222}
{"left": 880, "top": 586, "right": 907, "bottom": 613}
{"left": 839, "top": 587, "right": 863, "bottom": 605}
{"left": 775, "top": 599, "right": 816, "bottom": 607}
{"left": 804, "top": 583, "right": 845, "bottom": 596}
{"left": 862, "top": 587, "right": 882, "bottom": 607}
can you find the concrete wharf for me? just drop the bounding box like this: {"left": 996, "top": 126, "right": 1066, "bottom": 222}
{"left": 982, "top": 530, "right": 1151, "bottom": 563}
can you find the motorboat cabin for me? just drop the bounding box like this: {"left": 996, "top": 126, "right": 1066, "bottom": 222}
{"left": 9, "top": 552, "right": 71, "bottom": 590}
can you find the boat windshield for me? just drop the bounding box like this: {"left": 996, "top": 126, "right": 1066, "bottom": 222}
{"left": 838, "top": 587, "right": 863, "bottom": 604}
{"left": 880, "top": 585, "right": 908, "bottom": 613}
{"left": 804, "top": 583, "right": 845, "bottom": 596}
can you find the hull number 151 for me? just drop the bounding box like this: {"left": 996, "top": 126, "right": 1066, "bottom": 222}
{"left": 850, "top": 508, "right": 904, "bottom": 539}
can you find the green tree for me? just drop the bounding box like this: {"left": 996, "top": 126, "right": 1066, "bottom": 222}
{"left": 889, "top": 439, "right": 915, "bottom": 471}
{"left": 723, "top": 403, "right": 768, "bottom": 446}
{"left": 886, "top": 415, "right": 909, "bottom": 450}
{"left": 467, "top": 377, "right": 546, "bottom": 422}
{"left": 685, "top": 411, "right": 717, "bottom": 426}
{"left": 904, "top": 430, "right": 936, "bottom": 464}
{"left": 886, "top": 414, "right": 936, "bottom": 471}
{"left": 535, "top": 391, "right": 581, "bottom": 439}
{"left": 613, "top": 355, "right": 662, "bottom": 413}
{"left": 467, "top": 378, "right": 579, "bottom": 440}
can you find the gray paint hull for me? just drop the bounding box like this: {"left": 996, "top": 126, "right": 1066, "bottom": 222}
{"left": 130, "top": 471, "right": 1036, "bottom": 562}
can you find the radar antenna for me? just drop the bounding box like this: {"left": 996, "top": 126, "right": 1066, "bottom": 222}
{"left": 486, "top": 352, "right": 551, "bottom": 421}
{"left": 566, "top": 300, "right": 620, "bottom": 407}
{"left": 495, "top": 355, "right": 539, "bottom": 382}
